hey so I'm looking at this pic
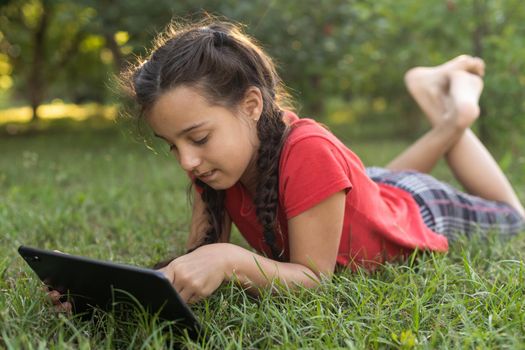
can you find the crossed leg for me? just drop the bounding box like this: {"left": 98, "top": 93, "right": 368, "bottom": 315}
{"left": 386, "top": 55, "right": 525, "bottom": 218}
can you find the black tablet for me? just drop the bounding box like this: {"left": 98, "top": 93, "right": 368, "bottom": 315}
{"left": 18, "top": 245, "right": 201, "bottom": 339}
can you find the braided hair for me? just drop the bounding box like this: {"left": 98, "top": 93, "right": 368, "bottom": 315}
{"left": 123, "top": 18, "right": 293, "bottom": 261}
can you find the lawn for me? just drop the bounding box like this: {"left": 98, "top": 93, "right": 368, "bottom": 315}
{"left": 1, "top": 122, "right": 525, "bottom": 349}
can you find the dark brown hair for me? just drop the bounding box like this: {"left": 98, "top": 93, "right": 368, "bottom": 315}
{"left": 122, "top": 18, "right": 293, "bottom": 261}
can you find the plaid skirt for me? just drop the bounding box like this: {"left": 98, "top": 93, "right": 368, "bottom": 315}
{"left": 366, "top": 167, "right": 525, "bottom": 241}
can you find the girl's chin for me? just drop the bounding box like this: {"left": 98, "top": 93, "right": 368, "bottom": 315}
{"left": 208, "top": 177, "right": 238, "bottom": 191}
{"left": 208, "top": 181, "right": 234, "bottom": 191}
{"left": 200, "top": 171, "right": 234, "bottom": 190}
{"left": 199, "top": 170, "right": 245, "bottom": 191}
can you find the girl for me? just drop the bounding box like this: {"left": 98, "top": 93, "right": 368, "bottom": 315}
{"left": 50, "top": 19, "right": 525, "bottom": 308}
{"left": 130, "top": 20, "right": 525, "bottom": 304}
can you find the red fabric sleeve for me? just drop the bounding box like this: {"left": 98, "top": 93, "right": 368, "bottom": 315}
{"left": 280, "top": 136, "right": 352, "bottom": 219}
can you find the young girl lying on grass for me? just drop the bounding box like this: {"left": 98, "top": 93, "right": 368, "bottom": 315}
{"left": 49, "top": 19, "right": 525, "bottom": 308}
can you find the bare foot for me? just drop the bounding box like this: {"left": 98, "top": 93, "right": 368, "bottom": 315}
{"left": 447, "top": 70, "right": 484, "bottom": 130}
{"left": 404, "top": 55, "right": 485, "bottom": 125}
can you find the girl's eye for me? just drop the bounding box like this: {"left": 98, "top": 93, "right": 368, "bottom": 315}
{"left": 168, "top": 135, "right": 208, "bottom": 152}
{"left": 192, "top": 136, "right": 209, "bottom": 145}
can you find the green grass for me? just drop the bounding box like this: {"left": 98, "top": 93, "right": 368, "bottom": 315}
{"left": 2, "top": 123, "right": 525, "bottom": 349}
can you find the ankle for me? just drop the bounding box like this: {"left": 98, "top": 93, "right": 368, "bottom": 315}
{"left": 446, "top": 99, "right": 479, "bottom": 130}
{"left": 434, "top": 117, "right": 468, "bottom": 138}
{"left": 455, "top": 101, "right": 480, "bottom": 124}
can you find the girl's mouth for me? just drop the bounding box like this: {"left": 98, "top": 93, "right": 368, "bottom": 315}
{"left": 198, "top": 169, "right": 217, "bottom": 180}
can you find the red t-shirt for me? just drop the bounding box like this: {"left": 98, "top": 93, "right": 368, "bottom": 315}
{"left": 196, "top": 112, "right": 448, "bottom": 270}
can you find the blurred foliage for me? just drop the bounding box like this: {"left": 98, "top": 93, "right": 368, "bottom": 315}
{"left": 1, "top": 0, "right": 525, "bottom": 150}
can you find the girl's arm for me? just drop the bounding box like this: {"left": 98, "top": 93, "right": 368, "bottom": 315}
{"left": 185, "top": 189, "right": 232, "bottom": 251}
{"left": 160, "top": 191, "right": 345, "bottom": 302}
{"left": 223, "top": 190, "right": 346, "bottom": 292}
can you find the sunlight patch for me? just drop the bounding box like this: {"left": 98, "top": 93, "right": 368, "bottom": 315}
{"left": 0, "top": 101, "right": 117, "bottom": 124}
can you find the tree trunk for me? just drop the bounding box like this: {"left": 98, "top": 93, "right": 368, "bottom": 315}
{"left": 28, "top": 0, "right": 50, "bottom": 122}
{"left": 472, "top": 0, "right": 489, "bottom": 142}
{"left": 99, "top": 0, "right": 125, "bottom": 73}
{"left": 104, "top": 32, "right": 125, "bottom": 73}
{"left": 309, "top": 75, "right": 323, "bottom": 116}
{"left": 55, "top": 30, "right": 85, "bottom": 69}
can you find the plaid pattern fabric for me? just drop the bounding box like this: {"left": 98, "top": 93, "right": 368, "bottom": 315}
{"left": 366, "top": 167, "right": 525, "bottom": 241}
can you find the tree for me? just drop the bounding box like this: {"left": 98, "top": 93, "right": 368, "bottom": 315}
{"left": 0, "top": 0, "right": 96, "bottom": 120}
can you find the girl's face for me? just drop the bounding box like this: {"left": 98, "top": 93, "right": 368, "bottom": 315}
{"left": 147, "top": 85, "right": 262, "bottom": 190}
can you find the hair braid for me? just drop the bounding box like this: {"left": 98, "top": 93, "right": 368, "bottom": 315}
{"left": 254, "top": 108, "right": 289, "bottom": 261}
{"left": 195, "top": 180, "right": 225, "bottom": 246}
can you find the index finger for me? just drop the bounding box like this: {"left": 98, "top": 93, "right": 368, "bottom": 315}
{"left": 159, "top": 264, "right": 179, "bottom": 286}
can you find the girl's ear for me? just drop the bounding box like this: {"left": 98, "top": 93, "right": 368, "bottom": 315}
{"left": 240, "top": 86, "right": 263, "bottom": 121}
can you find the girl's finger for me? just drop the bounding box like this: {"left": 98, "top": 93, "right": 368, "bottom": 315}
{"left": 187, "top": 294, "right": 199, "bottom": 304}
{"left": 48, "top": 290, "right": 61, "bottom": 302}
{"left": 178, "top": 288, "right": 194, "bottom": 304}
{"left": 53, "top": 301, "right": 72, "bottom": 314}
{"left": 62, "top": 301, "right": 72, "bottom": 313}
{"left": 43, "top": 282, "right": 65, "bottom": 296}
{"left": 158, "top": 267, "right": 174, "bottom": 284}
{"left": 173, "top": 276, "right": 185, "bottom": 293}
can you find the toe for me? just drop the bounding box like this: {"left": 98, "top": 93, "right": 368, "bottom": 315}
{"left": 474, "top": 57, "right": 485, "bottom": 76}
{"left": 446, "top": 55, "right": 485, "bottom": 76}
{"left": 451, "top": 54, "right": 473, "bottom": 68}
{"left": 404, "top": 67, "right": 424, "bottom": 90}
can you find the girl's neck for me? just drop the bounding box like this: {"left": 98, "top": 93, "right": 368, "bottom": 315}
{"left": 240, "top": 155, "right": 259, "bottom": 198}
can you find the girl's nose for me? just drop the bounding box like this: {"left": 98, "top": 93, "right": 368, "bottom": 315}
{"left": 178, "top": 149, "right": 202, "bottom": 172}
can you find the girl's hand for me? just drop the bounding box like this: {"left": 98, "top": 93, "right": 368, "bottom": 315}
{"left": 44, "top": 250, "right": 72, "bottom": 314}
{"left": 158, "top": 243, "right": 232, "bottom": 304}
{"left": 45, "top": 286, "right": 72, "bottom": 314}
